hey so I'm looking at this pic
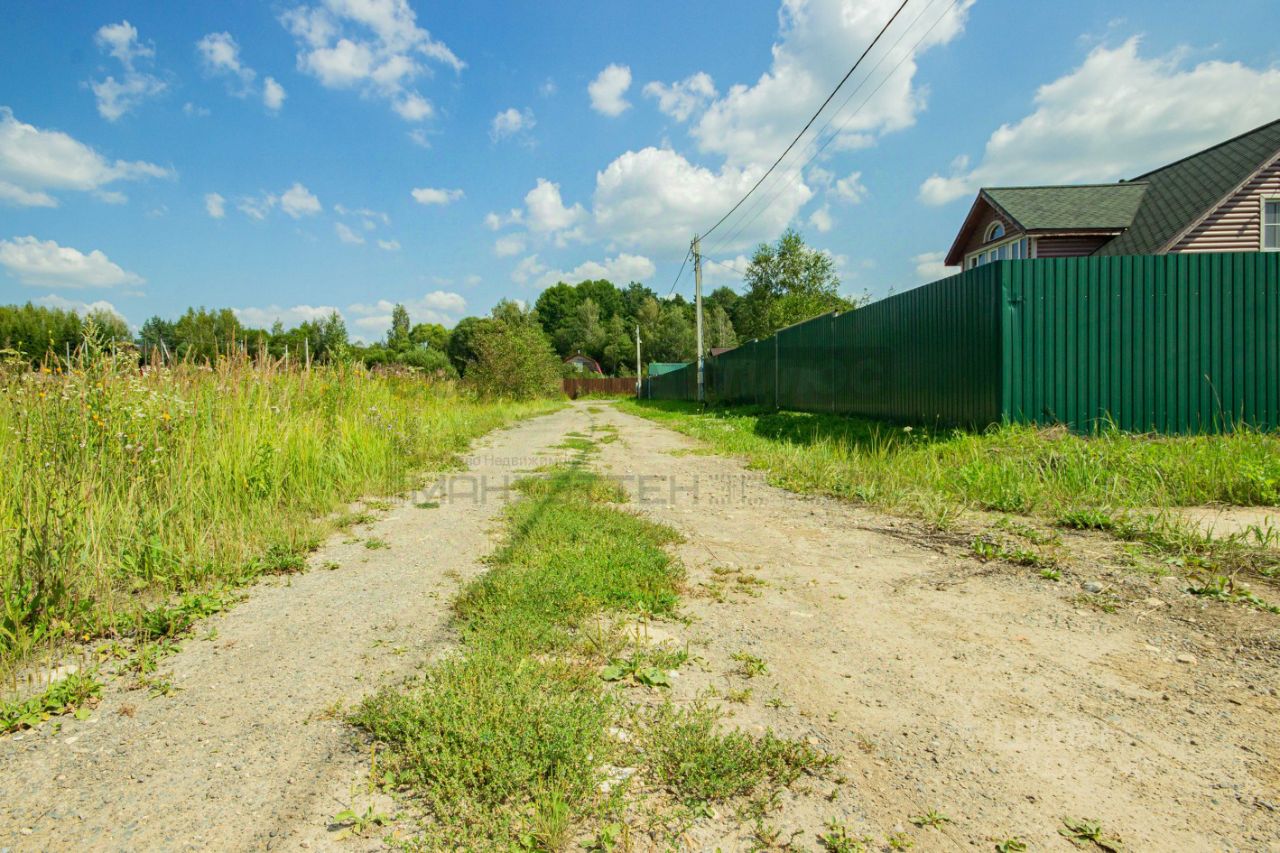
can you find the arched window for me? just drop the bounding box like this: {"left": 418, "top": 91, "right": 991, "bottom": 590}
{"left": 984, "top": 222, "right": 1005, "bottom": 242}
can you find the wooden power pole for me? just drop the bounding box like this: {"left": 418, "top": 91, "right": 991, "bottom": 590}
{"left": 634, "top": 324, "right": 642, "bottom": 397}
{"left": 692, "top": 234, "right": 705, "bottom": 403}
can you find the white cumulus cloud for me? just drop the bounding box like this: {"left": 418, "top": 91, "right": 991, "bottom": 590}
{"left": 693, "top": 0, "right": 973, "bottom": 167}
{"left": 642, "top": 72, "right": 717, "bottom": 122}
{"left": 376, "top": 239, "right": 400, "bottom": 251}
{"left": 589, "top": 63, "right": 632, "bottom": 117}
{"left": 0, "top": 236, "right": 143, "bottom": 289}
{"left": 279, "top": 182, "right": 322, "bottom": 217}
{"left": 198, "top": 32, "right": 289, "bottom": 113}
{"left": 347, "top": 290, "right": 467, "bottom": 334}
{"left": 592, "top": 146, "right": 812, "bottom": 253}
{"left": 494, "top": 234, "right": 526, "bottom": 257}
{"left": 411, "top": 186, "right": 463, "bottom": 206}
{"left": 263, "top": 77, "right": 287, "bottom": 111}
{"left": 335, "top": 222, "right": 365, "bottom": 244}
{"left": 0, "top": 108, "right": 170, "bottom": 208}
{"left": 490, "top": 107, "right": 535, "bottom": 142}
{"left": 912, "top": 250, "right": 948, "bottom": 281}
{"left": 524, "top": 178, "right": 586, "bottom": 236}
{"left": 512, "top": 252, "right": 655, "bottom": 290}
{"left": 281, "top": 0, "right": 462, "bottom": 122}
{"left": 919, "top": 37, "right": 1280, "bottom": 205}
{"left": 233, "top": 304, "right": 343, "bottom": 328}
{"left": 91, "top": 21, "right": 167, "bottom": 121}
{"left": 204, "top": 192, "right": 226, "bottom": 218}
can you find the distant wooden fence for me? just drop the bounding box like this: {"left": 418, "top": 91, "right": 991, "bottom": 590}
{"left": 563, "top": 377, "right": 637, "bottom": 398}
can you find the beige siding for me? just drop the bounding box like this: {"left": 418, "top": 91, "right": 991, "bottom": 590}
{"left": 1036, "top": 235, "right": 1112, "bottom": 258}
{"left": 1172, "top": 156, "right": 1280, "bottom": 253}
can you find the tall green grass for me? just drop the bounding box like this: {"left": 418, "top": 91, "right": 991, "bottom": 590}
{"left": 0, "top": 344, "right": 557, "bottom": 670}
{"left": 618, "top": 401, "right": 1280, "bottom": 518}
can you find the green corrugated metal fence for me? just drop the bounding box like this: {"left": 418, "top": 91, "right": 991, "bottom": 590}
{"left": 639, "top": 253, "right": 1280, "bottom": 433}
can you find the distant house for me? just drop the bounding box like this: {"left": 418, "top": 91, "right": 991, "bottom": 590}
{"left": 563, "top": 352, "right": 602, "bottom": 374}
{"left": 944, "top": 118, "right": 1280, "bottom": 269}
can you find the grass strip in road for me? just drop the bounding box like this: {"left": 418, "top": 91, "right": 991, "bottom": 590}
{"left": 355, "top": 449, "right": 830, "bottom": 848}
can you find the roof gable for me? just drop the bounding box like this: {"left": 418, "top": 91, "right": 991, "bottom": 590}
{"left": 1098, "top": 118, "right": 1280, "bottom": 256}
{"left": 984, "top": 184, "right": 1148, "bottom": 231}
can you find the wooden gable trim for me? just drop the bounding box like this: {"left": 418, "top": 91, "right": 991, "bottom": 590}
{"left": 943, "top": 191, "right": 1025, "bottom": 267}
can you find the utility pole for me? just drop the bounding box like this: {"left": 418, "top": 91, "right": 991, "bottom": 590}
{"left": 634, "top": 324, "right": 642, "bottom": 397}
{"left": 692, "top": 234, "right": 705, "bottom": 403}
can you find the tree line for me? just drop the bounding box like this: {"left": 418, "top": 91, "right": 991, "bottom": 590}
{"left": 1, "top": 229, "right": 856, "bottom": 384}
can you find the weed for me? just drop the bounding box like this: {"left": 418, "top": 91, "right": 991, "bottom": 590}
{"left": 0, "top": 671, "right": 101, "bottom": 732}
{"left": 364, "top": 537, "right": 389, "bottom": 550}
{"left": 731, "top": 651, "right": 768, "bottom": 678}
{"left": 322, "top": 560, "right": 340, "bottom": 571}
{"left": 1039, "top": 568, "right": 1062, "bottom": 581}
{"left": 1059, "top": 817, "right": 1123, "bottom": 851}
{"left": 817, "top": 819, "right": 867, "bottom": 852}
{"left": 586, "top": 822, "right": 628, "bottom": 852}
{"left": 995, "top": 839, "right": 1028, "bottom": 853}
{"left": 723, "top": 687, "right": 753, "bottom": 704}
{"left": 910, "top": 810, "right": 951, "bottom": 829}
{"left": 640, "top": 702, "right": 832, "bottom": 803}
{"left": 887, "top": 831, "right": 914, "bottom": 850}
{"left": 330, "top": 803, "right": 390, "bottom": 837}
{"left": 414, "top": 500, "right": 440, "bottom": 509}
{"left": 600, "top": 648, "right": 681, "bottom": 688}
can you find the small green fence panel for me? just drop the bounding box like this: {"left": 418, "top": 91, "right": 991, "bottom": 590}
{"left": 832, "top": 264, "right": 1003, "bottom": 426}
{"left": 1002, "top": 253, "right": 1280, "bottom": 432}
{"left": 777, "top": 313, "right": 835, "bottom": 411}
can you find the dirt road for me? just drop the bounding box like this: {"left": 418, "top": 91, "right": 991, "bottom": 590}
{"left": 591, "top": 403, "right": 1279, "bottom": 852}
{"left": 1, "top": 400, "right": 1276, "bottom": 851}
{"left": 0, "top": 408, "right": 583, "bottom": 852}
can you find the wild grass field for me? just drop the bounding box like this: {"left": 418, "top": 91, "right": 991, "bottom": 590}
{"left": 0, "top": 341, "right": 557, "bottom": 679}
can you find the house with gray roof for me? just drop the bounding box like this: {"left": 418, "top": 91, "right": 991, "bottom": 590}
{"left": 943, "top": 118, "right": 1280, "bottom": 268}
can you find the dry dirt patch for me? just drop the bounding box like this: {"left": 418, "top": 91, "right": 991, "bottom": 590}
{"left": 594, "top": 402, "right": 1279, "bottom": 851}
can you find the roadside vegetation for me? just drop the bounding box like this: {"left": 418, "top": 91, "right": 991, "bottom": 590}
{"left": 0, "top": 328, "right": 558, "bottom": 679}
{"left": 355, "top": 443, "right": 829, "bottom": 848}
{"left": 618, "top": 400, "right": 1280, "bottom": 594}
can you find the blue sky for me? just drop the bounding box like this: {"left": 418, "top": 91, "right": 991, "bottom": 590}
{"left": 2, "top": 0, "right": 1279, "bottom": 339}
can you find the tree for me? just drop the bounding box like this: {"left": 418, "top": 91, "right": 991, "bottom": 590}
{"left": 648, "top": 300, "right": 695, "bottom": 363}
{"left": 409, "top": 322, "right": 450, "bottom": 352}
{"left": 386, "top": 303, "right": 411, "bottom": 350}
{"left": 85, "top": 308, "right": 130, "bottom": 343}
{"left": 534, "top": 283, "right": 579, "bottom": 347}
{"left": 737, "top": 229, "right": 855, "bottom": 340}
{"left": 174, "top": 307, "right": 243, "bottom": 362}
{"left": 0, "top": 303, "right": 83, "bottom": 365}
{"left": 140, "top": 316, "right": 177, "bottom": 360}
{"left": 567, "top": 297, "right": 606, "bottom": 360}
{"left": 707, "top": 305, "right": 738, "bottom": 350}
{"left": 463, "top": 304, "right": 561, "bottom": 399}
{"left": 446, "top": 316, "right": 488, "bottom": 374}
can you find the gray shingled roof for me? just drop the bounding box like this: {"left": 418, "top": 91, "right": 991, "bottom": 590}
{"left": 984, "top": 184, "right": 1148, "bottom": 232}
{"left": 1098, "top": 118, "right": 1280, "bottom": 255}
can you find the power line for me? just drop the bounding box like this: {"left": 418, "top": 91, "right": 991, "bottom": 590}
{"left": 698, "top": 0, "right": 911, "bottom": 244}
{"left": 665, "top": 246, "right": 692, "bottom": 298}
{"left": 704, "top": 0, "right": 958, "bottom": 260}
